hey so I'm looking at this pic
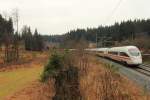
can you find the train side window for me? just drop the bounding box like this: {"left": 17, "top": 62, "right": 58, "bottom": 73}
{"left": 109, "top": 52, "right": 118, "bottom": 55}
{"left": 98, "top": 51, "right": 104, "bottom": 53}
{"left": 120, "top": 52, "right": 129, "bottom": 57}
{"left": 108, "top": 52, "right": 112, "bottom": 54}
{"left": 113, "top": 52, "right": 118, "bottom": 55}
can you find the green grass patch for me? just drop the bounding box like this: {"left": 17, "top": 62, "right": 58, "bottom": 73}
{"left": 0, "top": 67, "right": 43, "bottom": 99}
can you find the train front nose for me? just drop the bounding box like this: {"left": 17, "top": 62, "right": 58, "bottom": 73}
{"left": 131, "top": 56, "right": 142, "bottom": 65}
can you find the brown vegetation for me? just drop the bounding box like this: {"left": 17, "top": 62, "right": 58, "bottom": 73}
{"left": 0, "top": 51, "right": 48, "bottom": 71}
{"left": 78, "top": 55, "right": 149, "bottom": 100}
{"left": 3, "top": 50, "right": 150, "bottom": 100}
{"left": 116, "top": 36, "right": 150, "bottom": 53}
{"left": 5, "top": 80, "right": 55, "bottom": 100}
{"left": 40, "top": 50, "right": 150, "bottom": 100}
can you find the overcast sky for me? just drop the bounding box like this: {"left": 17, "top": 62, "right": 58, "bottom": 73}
{"left": 0, "top": 0, "right": 150, "bottom": 35}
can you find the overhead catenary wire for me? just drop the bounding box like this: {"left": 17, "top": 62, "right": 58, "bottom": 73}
{"left": 105, "top": 0, "right": 124, "bottom": 25}
{"left": 96, "top": 0, "right": 124, "bottom": 47}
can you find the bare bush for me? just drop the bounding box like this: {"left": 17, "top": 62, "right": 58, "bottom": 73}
{"left": 41, "top": 49, "right": 148, "bottom": 100}
{"left": 116, "top": 36, "right": 150, "bottom": 53}
{"left": 99, "top": 64, "right": 132, "bottom": 100}
{"left": 41, "top": 50, "right": 82, "bottom": 100}
{"left": 53, "top": 67, "right": 82, "bottom": 100}
{"left": 36, "top": 79, "right": 55, "bottom": 100}
{"left": 78, "top": 55, "right": 145, "bottom": 100}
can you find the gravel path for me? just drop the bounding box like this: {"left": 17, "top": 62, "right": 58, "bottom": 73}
{"left": 98, "top": 57, "right": 150, "bottom": 92}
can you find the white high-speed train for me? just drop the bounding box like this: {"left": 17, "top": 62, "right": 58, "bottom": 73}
{"left": 87, "top": 46, "right": 142, "bottom": 65}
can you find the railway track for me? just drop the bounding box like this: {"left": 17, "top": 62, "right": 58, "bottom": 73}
{"left": 98, "top": 56, "right": 150, "bottom": 91}
{"left": 133, "top": 64, "right": 150, "bottom": 76}
{"left": 98, "top": 55, "right": 150, "bottom": 77}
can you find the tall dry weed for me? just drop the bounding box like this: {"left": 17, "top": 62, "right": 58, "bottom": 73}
{"left": 41, "top": 49, "right": 149, "bottom": 100}
{"left": 78, "top": 54, "right": 146, "bottom": 100}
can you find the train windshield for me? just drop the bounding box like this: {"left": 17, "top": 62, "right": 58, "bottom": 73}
{"left": 128, "top": 48, "right": 140, "bottom": 56}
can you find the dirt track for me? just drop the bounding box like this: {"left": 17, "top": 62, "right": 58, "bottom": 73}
{"left": 0, "top": 53, "right": 49, "bottom": 100}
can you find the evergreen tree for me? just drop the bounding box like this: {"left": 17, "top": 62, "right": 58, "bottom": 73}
{"left": 33, "top": 29, "right": 44, "bottom": 51}
{"left": 61, "top": 19, "right": 150, "bottom": 48}
{"left": 21, "top": 26, "right": 44, "bottom": 51}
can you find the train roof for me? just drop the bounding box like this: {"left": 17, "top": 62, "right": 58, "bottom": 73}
{"left": 96, "top": 48, "right": 109, "bottom": 51}
{"left": 109, "top": 46, "right": 139, "bottom": 52}
{"left": 110, "top": 46, "right": 138, "bottom": 49}
{"left": 86, "top": 46, "right": 140, "bottom": 52}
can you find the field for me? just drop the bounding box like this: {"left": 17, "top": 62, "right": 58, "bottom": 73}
{"left": 0, "top": 51, "right": 48, "bottom": 100}
{"left": 0, "top": 50, "right": 149, "bottom": 100}
{"left": 0, "top": 67, "right": 42, "bottom": 99}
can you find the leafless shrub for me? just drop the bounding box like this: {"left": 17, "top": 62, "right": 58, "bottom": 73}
{"left": 42, "top": 47, "right": 147, "bottom": 100}
{"left": 36, "top": 79, "right": 55, "bottom": 100}
{"left": 53, "top": 67, "right": 82, "bottom": 100}
{"left": 99, "top": 64, "right": 132, "bottom": 100}
{"left": 41, "top": 50, "right": 82, "bottom": 100}
{"left": 116, "top": 36, "right": 150, "bottom": 52}
{"left": 79, "top": 55, "right": 139, "bottom": 100}
{"left": 77, "top": 52, "right": 89, "bottom": 76}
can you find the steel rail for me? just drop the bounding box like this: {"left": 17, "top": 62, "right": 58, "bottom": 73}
{"left": 133, "top": 64, "right": 150, "bottom": 76}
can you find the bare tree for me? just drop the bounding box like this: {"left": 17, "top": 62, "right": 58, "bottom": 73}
{"left": 11, "top": 8, "right": 20, "bottom": 61}
{"left": 2, "top": 11, "right": 9, "bottom": 20}
{"left": 12, "top": 8, "right": 19, "bottom": 34}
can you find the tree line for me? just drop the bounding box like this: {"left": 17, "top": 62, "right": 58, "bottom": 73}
{"left": 60, "top": 19, "right": 150, "bottom": 48}
{"left": 0, "top": 14, "right": 44, "bottom": 63}
{"left": 42, "top": 35, "right": 63, "bottom": 43}
{"left": 0, "top": 13, "right": 22, "bottom": 62}
{"left": 0, "top": 14, "right": 14, "bottom": 46}
{"left": 0, "top": 14, "right": 44, "bottom": 52}
{"left": 21, "top": 26, "right": 44, "bottom": 51}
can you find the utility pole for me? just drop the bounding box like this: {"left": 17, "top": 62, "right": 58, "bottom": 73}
{"left": 96, "top": 33, "right": 103, "bottom": 48}
{"left": 96, "top": 33, "right": 97, "bottom": 48}
{"left": 96, "top": 34, "right": 113, "bottom": 48}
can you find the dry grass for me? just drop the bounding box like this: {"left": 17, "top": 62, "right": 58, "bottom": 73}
{"left": 0, "top": 51, "right": 49, "bottom": 100}
{"left": 0, "top": 51, "right": 48, "bottom": 72}
{"left": 5, "top": 79, "right": 55, "bottom": 100}
{"left": 2, "top": 50, "right": 150, "bottom": 100}
{"left": 76, "top": 53, "right": 150, "bottom": 100}
{"left": 0, "top": 63, "right": 43, "bottom": 100}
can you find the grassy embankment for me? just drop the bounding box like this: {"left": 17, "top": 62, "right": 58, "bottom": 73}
{"left": 40, "top": 50, "right": 150, "bottom": 100}
{"left": 0, "top": 51, "right": 47, "bottom": 100}
{"left": 0, "top": 66, "right": 43, "bottom": 99}
{"left": 1, "top": 50, "right": 149, "bottom": 100}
